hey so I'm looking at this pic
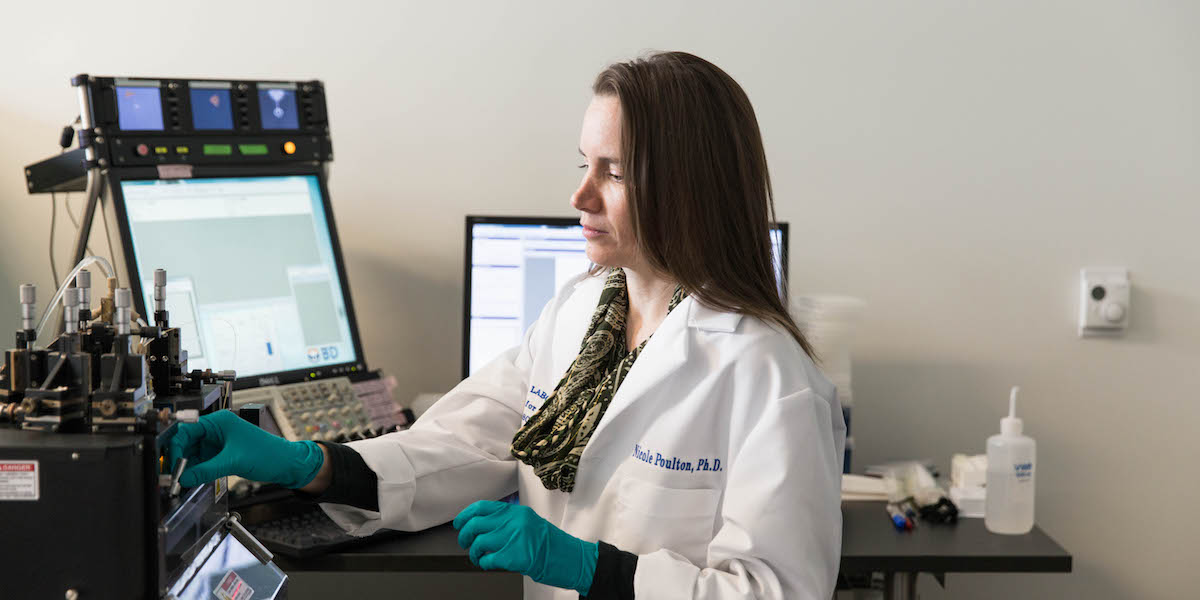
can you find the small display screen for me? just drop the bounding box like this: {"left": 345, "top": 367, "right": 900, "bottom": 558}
{"left": 116, "top": 86, "right": 164, "bottom": 131}
{"left": 190, "top": 88, "right": 234, "bottom": 130}
{"left": 258, "top": 88, "right": 299, "bottom": 129}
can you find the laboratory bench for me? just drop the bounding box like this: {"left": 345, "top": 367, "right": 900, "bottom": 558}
{"left": 278, "top": 501, "right": 1071, "bottom": 600}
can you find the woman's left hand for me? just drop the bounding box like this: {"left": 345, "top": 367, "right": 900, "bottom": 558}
{"left": 453, "top": 500, "right": 598, "bottom": 595}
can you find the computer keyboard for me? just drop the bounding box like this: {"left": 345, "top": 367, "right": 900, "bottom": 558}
{"left": 246, "top": 505, "right": 402, "bottom": 558}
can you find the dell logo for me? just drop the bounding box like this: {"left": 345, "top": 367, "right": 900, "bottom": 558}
{"left": 258, "top": 376, "right": 281, "bottom": 386}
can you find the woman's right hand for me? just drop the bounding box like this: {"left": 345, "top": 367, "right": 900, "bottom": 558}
{"left": 167, "top": 409, "right": 325, "bottom": 489}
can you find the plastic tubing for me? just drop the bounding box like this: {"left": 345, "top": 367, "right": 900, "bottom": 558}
{"left": 34, "top": 255, "right": 115, "bottom": 345}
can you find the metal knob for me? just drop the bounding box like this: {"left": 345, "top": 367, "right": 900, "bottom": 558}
{"left": 63, "top": 288, "right": 80, "bottom": 335}
{"left": 153, "top": 269, "right": 167, "bottom": 313}
{"left": 115, "top": 288, "right": 132, "bottom": 335}
{"left": 19, "top": 284, "right": 35, "bottom": 331}
{"left": 76, "top": 270, "right": 91, "bottom": 310}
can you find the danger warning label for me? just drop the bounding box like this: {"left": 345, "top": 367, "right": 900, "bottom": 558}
{"left": 0, "top": 461, "right": 39, "bottom": 500}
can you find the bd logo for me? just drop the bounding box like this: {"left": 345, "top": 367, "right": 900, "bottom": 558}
{"left": 307, "top": 346, "right": 340, "bottom": 362}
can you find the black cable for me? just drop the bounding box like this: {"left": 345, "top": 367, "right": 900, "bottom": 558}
{"left": 63, "top": 193, "right": 95, "bottom": 256}
{"left": 64, "top": 193, "right": 79, "bottom": 227}
{"left": 47, "top": 118, "right": 78, "bottom": 286}
{"left": 100, "top": 185, "right": 117, "bottom": 268}
{"left": 49, "top": 192, "right": 59, "bottom": 285}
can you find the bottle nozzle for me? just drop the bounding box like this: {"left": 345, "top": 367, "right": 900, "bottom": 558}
{"left": 1002, "top": 385, "right": 1023, "bottom": 436}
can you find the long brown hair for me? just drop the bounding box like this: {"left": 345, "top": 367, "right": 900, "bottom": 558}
{"left": 591, "top": 51, "right": 816, "bottom": 359}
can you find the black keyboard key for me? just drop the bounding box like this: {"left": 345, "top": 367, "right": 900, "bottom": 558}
{"left": 247, "top": 506, "right": 401, "bottom": 558}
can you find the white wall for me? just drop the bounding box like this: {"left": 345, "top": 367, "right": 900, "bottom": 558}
{"left": 1, "top": 2, "right": 1196, "bottom": 597}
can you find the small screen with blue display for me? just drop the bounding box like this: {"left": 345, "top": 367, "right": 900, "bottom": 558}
{"left": 190, "top": 88, "right": 234, "bottom": 130}
{"left": 116, "top": 86, "right": 164, "bottom": 131}
{"left": 258, "top": 88, "right": 299, "bottom": 129}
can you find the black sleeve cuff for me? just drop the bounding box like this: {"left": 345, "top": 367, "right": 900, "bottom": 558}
{"left": 583, "top": 541, "right": 637, "bottom": 600}
{"left": 301, "top": 442, "right": 379, "bottom": 512}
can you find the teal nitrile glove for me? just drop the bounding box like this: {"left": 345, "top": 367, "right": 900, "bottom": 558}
{"left": 453, "top": 500, "right": 598, "bottom": 595}
{"left": 167, "top": 409, "right": 324, "bottom": 489}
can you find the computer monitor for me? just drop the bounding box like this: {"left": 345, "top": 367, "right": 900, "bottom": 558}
{"left": 462, "top": 216, "right": 789, "bottom": 378}
{"left": 111, "top": 168, "right": 366, "bottom": 389}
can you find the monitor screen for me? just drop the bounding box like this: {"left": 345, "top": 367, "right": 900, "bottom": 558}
{"left": 116, "top": 85, "right": 164, "bottom": 131}
{"left": 463, "top": 218, "right": 787, "bottom": 377}
{"left": 118, "top": 175, "right": 358, "bottom": 380}
{"left": 190, "top": 86, "right": 234, "bottom": 130}
{"left": 258, "top": 87, "right": 299, "bottom": 129}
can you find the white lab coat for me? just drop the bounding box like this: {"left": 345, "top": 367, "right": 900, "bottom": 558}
{"left": 323, "top": 272, "right": 846, "bottom": 599}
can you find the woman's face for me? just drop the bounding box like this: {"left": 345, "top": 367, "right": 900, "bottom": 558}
{"left": 571, "top": 95, "right": 637, "bottom": 269}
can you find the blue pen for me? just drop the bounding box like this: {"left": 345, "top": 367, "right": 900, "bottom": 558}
{"left": 886, "top": 503, "right": 911, "bottom": 531}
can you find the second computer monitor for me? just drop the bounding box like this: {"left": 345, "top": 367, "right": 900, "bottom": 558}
{"left": 462, "top": 216, "right": 789, "bottom": 378}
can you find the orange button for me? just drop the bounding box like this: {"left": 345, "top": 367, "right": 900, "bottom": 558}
{"left": 282, "top": 141, "right": 297, "bottom": 155}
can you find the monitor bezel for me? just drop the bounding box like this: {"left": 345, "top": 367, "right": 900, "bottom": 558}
{"left": 108, "top": 164, "right": 368, "bottom": 390}
{"left": 775, "top": 221, "right": 791, "bottom": 300}
{"left": 460, "top": 215, "right": 789, "bottom": 380}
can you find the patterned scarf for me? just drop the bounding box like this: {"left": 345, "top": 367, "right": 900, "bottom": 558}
{"left": 511, "top": 269, "right": 686, "bottom": 492}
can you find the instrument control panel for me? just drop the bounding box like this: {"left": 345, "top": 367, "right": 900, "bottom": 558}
{"left": 82, "top": 76, "right": 332, "bottom": 167}
{"left": 233, "top": 377, "right": 393, "bottom": 443}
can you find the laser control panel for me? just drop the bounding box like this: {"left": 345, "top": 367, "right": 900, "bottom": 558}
{"left": 82, "top": 76, "right": 332, "bottom": 167}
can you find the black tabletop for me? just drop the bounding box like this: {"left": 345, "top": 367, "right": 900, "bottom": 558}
{"left": 276, "top": 501, "right": 1072, "bottom": 575}
{"left": 273, "top": 523, "right": 473, "bottom": 573}
{"left": 839, "top": 501, "right": 1072, "bottom": 574}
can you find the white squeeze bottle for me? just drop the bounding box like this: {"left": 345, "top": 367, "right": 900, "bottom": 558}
{"left": 985, "top": 386, "right": 1036, "bottom": 534}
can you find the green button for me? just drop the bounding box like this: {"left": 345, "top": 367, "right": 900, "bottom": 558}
{"left": 238, "top": 144, "right": 269, "bottom": 156}
{"left": 203, "top": 144, "right": 232, "bottom": 156}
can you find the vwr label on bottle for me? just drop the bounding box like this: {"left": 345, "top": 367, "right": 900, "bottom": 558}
{"left": 0, "top": 461, "right": 39, "bottom": 500}
{"left": 1013, "top": 462, "right": 1033, "bottom": 482}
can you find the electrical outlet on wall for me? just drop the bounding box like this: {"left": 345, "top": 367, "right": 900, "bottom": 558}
{"left": 1079, "top": 267, "right": 1130, "bottom": 337}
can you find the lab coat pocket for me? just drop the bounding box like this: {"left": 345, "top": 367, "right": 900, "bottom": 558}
{"left": 613, "top": 477, "right": 720, "bottom": 566}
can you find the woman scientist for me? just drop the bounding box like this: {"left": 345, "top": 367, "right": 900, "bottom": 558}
{"left": 170, "top": 51, "right": 846, "bottom": 599}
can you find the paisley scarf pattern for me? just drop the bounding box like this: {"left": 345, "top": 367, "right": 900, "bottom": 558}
{"left": 511, "top": 269, "right": 686, "bottom": 492}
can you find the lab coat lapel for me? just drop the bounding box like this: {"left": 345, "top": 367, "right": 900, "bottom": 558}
{"left": 585, "top": 297, "right": 693, "bottom": 447}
